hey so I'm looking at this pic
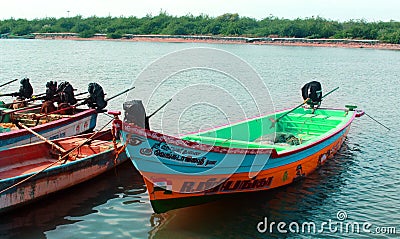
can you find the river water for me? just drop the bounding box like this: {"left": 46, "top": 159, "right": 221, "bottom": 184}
{"left": 0, "top": 39, "right": 399, "bottom": 238}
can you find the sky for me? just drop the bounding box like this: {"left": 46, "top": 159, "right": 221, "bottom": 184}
{"left": 0, "top": 0, "right": 399, "bottom": 22}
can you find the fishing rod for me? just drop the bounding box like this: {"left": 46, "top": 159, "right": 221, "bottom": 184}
{"left": 270, "top": 87, "right": 339, "bottom": 128}
{"left": 147, "top": 98, "right": 173, "bottom": 119}
{"left": 0, "top": 79, "right": 18, "bottom": 88}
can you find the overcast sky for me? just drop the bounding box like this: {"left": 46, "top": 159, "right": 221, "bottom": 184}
{"left": 1, "top": 0, "right": 399, "bottom": 22}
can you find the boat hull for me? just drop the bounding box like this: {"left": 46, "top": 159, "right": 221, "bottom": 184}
{"left": 0, "top": 132, "right": 128, "bottom": 213}
{"left": 122, "top": 108, "right": 356, "bottom": 213}
{"left": 0, "top": 109, "right": 97, "bottom": 150}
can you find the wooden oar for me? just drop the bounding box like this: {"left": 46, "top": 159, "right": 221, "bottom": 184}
{"left": 269, "top": 87, "right": 339, "bottom": 128}
{"left": 0, "top": 79, "right": 18, "bottom": 88}
{"left": 17, "top": 122, "right": 67, "bottom": 154}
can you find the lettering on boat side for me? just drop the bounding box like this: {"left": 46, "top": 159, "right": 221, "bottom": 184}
{"left": 180, "top": 176, "right": 274, "bottom": 193}
{"left": 49, "top": 132, "right": 66, "bottom": 140}
{"left": 154, "top": 149, "right": 206, "bottom": 166}
{"left": 142, "top": 142, "right": 217, "bottom": 167}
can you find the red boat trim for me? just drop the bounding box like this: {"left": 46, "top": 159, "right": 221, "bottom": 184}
{"left": 0, "top": 109, "right": 97, "bottom": 140}
{"left": 355, "top": 110, "right": 365, "bottom": 117}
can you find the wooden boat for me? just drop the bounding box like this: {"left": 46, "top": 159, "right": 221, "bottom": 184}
{"left": 121, "top": 105, "right": 364, "bottom": 213}
{"left": 0, "top": 106, "right": 98, "bottom": 150}
{"left": 0, "top": 129, "right": 128, "bottom": 213}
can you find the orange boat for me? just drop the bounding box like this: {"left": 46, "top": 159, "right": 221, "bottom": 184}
{"left": 121, "top": 98, "right": 364, "bottom": 213}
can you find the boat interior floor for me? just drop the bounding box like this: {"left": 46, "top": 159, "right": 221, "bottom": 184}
{"left": 0, "top": 139, "right": 117, "bottom": 180}
{"left": 0, "top": 157, "right": 59, "bottom": 179}
{"left": 182, "top": 110, "right": 348, "bottom": 152}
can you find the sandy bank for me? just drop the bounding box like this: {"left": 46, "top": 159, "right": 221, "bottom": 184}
{"left": 33, "top": 34, "right": 400, "bottom": 50}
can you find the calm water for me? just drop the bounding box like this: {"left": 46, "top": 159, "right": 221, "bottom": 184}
{"left": 0, "top": 39, "right": 399, "bottom": 238}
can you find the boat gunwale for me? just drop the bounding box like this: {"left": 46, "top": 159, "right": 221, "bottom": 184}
{"left": 122, "top": 107, "right": 356, "bottom": 159}
{"left": 0, "top": 108, "right": 97, "bottom": 139}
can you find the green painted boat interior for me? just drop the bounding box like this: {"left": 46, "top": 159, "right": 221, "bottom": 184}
{"left": 181, "top": 107, "right": 352, "bottom": 152}
{"left": 0, "top": 106, "right": 11, "bottom": 123}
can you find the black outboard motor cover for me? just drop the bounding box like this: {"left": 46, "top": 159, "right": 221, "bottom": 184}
{"left": 301, "top": 81, "right": 322, "bottom": 107}
{"left": 18, "top": 78, "right": 33, "bottom": 99}
{"left": 87, "top": 83, "right": 107, "bottom": 110}
{"left": 123, "top": 100, "right": 148, "bottom": 129}
{"left": 57, "top": 81, "right": 77, "bottom": 105}
{"left": 45, "top": 81, "right": 57, "bottom": 101}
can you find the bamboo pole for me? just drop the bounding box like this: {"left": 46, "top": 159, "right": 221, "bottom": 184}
{"left": 17, "top": 122, "right": 67, "bottom": 153}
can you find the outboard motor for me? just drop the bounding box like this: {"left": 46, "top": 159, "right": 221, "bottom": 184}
{"left": 87, "top": 82, "right": 107, "bottom": 110}
{"left": 45, "top": 81, "right": 57, "bottom": 101}
{"left": 301, "top": 81, "right": 322, "bottom": 108}
{"left": 18, "top": 78, "right": 33, "bottom": 99}
{"left": 57, "top": 81, "right": 77, "bottom": 105}
{"left": 123, "top": 100, "right": 149, "bottom": 130}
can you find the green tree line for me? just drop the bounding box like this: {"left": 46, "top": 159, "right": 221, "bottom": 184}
{"left": 1, "top": 12, "right": 400, "bottom": 43}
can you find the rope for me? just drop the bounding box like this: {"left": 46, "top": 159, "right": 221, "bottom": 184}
{"left": 111, "top": 126, "right": 128, "bottom": 165}
{"left": 111, "top": 126, "right": 118, "bottom": 152}
{"left": 114, "top": 141, "right": 128, "bottom": 163}
{"left": 0, "top": 118, "right": 114, "bottom": 194}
